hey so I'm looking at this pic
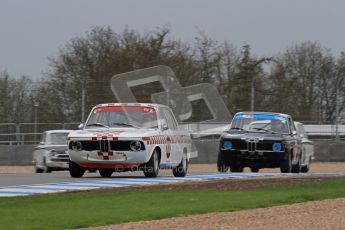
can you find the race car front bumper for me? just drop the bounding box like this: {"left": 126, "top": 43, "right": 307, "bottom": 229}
{"left": 219, "top": 149, "right": 288, "bottom": 168}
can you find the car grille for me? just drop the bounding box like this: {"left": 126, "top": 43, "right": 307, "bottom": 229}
{"left": 231, "top": 140, "right": 247, "bottom": 150}
{"left": 69, "top": 140, "right": 145, "bottom": 151}
{"left": 223, "top": 139, "right": 283, "bottom": 152}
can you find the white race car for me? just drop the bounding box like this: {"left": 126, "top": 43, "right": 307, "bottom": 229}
{"left": 68, "top": 103, "right": 193, "bottom": 178}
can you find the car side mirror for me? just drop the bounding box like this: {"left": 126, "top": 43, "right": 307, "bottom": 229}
{"left": 78, "top": 123, "right": 84, "bottom": 129}
{"left": 162, "top": 123, "right": 168, "bottom": 131}
{"left": 39, "top": 142, "right": 44, "bottom": 145}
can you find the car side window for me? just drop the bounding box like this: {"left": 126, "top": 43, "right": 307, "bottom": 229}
{"left": 163, "top": 109, "right": 178, "bottom": 130}
{"left": 300, "top": 125, "right": 307, "bottom": 138}
{"left": 289, "top": 118, "right": 296, "bottom": 133}
{"left": 158, "top": 109, "right": 168, "bottom": 129}
{"left": 41, "top": 132, "right": 47, "bottom": 144}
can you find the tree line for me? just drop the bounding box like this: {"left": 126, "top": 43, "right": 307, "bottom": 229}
{"left": 1, "top": 26, "right": 344, "bottom": 124}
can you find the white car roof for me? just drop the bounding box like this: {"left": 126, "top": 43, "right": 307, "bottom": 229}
{"left": 94, "top": 103, "right": 170, "bottom": 109}
{"left": 45, "top": 130, "right": 73, "bottom": 134}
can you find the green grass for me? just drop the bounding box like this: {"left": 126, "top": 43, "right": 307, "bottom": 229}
{"left": 1, "top": 179, "right": 345, "bottom": 230}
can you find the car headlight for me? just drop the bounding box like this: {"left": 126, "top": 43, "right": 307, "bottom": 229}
{"left": 272, "top": 143, "right": 282, "bottom": 152}
{"left": 49, "top": 150, "right": 57, "bottom": 156}
{"left": 71, "top": 141, "right": 82, "bottom": 151}
{"left": 130, "top": 141, "right": 142, "bottom": 151}
{"left": 223, "top": 140, "right": 232, "bottom": 150}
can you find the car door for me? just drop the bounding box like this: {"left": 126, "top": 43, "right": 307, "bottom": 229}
{"left": 299, "top": 124, "right": 314, "bottom": 165}
{"left": 33, "top": 132, "right": 47, "bottom": 166}
{"left": 162, "top": 108, "right": 181, "bottom": 165}
{"left": 288, "top": 118, "right": 301, "bottom": 163}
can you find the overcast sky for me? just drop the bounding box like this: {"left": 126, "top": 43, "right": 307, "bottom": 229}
{"left": 1, "top": 0, "right": 344, "bottom": 78}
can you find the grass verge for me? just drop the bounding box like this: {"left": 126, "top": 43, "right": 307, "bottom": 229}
{"left": 1, "top": 178, "right": 345, "bottom": 230}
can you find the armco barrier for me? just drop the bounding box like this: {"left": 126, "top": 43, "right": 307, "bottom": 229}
{"left": 0, "top": 141, "right": 344, "bottom": 166}
{"left": 0, "top": 145, "right": 36, "bottom": 166}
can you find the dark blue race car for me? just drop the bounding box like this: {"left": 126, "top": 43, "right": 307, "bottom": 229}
{"left": 218, "top": 112, "right": 302, "bottom": 173}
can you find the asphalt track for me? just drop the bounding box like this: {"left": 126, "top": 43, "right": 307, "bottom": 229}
{"left": 1, "top": 171, "right": 345, "bottom": 197}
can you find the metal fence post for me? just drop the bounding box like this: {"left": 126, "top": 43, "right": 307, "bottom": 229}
{"left": 16, "top": 124, "right": 20, "bottom": 145}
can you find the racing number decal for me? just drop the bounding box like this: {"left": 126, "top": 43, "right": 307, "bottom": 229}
{"left": 166, "top": 136, "right": 172, "bottom": 159}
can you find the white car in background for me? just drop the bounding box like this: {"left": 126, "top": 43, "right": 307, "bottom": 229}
{"left": 68, "top": 103, "right": 193, "bottom": 178}
{"left": 33, "top": 130, "right": 71, "bottom": 173}
{"left": 295, "top": 122, "right": 314, "bottom": 172}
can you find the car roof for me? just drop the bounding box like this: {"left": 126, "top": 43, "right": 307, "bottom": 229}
{"left": 235, "top": 111, "right": 291, "bottom": 118}
{"left": 94, "top": 103, "right": 170, "bottom": 109}
{"left": 45, "top": 130, "right": 72, "bottom": 134}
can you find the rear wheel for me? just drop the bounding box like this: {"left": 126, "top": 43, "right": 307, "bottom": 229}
{"left": 301, "top": 157, "right": 311, "bottom": 173}
{"left": 173, "top": 152, "right": 188, "bottom": 177}
{"left": 143, "top": 149, "right": 159, "bottom": 178}
{"left": 69, "top": 160, "right": 85, "bottom": 178}
{"left": 217, "top": 152, "right": 229, "bottom": 172}
{"left": 99, "top": 169, "right": 113, "bottom": 178}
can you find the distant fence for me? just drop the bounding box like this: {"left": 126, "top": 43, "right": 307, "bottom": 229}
{"left": 0, "top": 121, "right": 345, "bottom": 146}
{"left": 0, "top": 123, "right": 80, "bottom": 145}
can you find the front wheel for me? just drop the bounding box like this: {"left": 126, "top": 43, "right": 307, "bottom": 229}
{"left": 69, "top": 160, "right": 85, "bottom": 178}
{"left": 35, "top": 160, "right": 44, "bottom": 173}
{"left": 173, "top": 152, "right": 188, "bottom": 177}
{"left": 99, "top": 169, "right": 113, "bottom": 178}
{"left": 42, "top": 157, "right": 52, "bottom": 173}
{"left": 143, "top": 149, "right": 159, "bottom": 178}
{"left": 217, "top": 152, "right": 229, "bottom": 173}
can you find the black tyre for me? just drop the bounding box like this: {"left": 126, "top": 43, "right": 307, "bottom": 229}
{"left": 280, "top": 152, "right": 292, "bottom": 173}
{"left": 217, "top": 152, "right": 229, "bottom": 173}
{"left": 143, "top": 149, "right": 160, "bottom": 178}
{"left": 99, "top": 169, "right": 113, "bottom": 178}
{"left": 230, "top": 165, "right": 244, "bottom": 173}
{"left": 35, "top": 166, "right": 44, "bottom": 173}
{"left": 291, "top": 157, "right": 301, "bottom": 173}
{"left": 42, "top": 157, "right": 52, "bottom": 173}
{"left": 69, "top": 160, "right": 85, "bottom": 178}
{"left": 301, "top": 157, "right": 311, "bottom": 173}
{"left": 250, "top": 167, "right": 259, "bottom": 173}
{"left": 173, "top": 152, "right": 188, "bottom": 177}
{"left": 35, "top": 160, "right": 44, "bottom": 173}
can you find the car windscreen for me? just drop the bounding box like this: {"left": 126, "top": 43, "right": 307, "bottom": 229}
{"left": 86, "top": 106, "right": 158, "bottom": 129}
{"left": 230, "top": 114, "right": 290, "bottom": 134}
{"left": 47, "top": 133, "right": 69, "bottom": 145}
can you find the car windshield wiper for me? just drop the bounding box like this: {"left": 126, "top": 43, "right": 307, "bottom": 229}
{"left": 86, "top": 123, "right": 109, "bottom": 128}
{"left": 230, "top": 127, "right": 246, "bottom": 131}
{"left": 252, "top": 127, "right": 270, "bottom": 132}
{"left": 112, "top": 122, "right": 140, "bottom": 128}
{"left": 252, "top": 128, "right": 281, "bottom": 134}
